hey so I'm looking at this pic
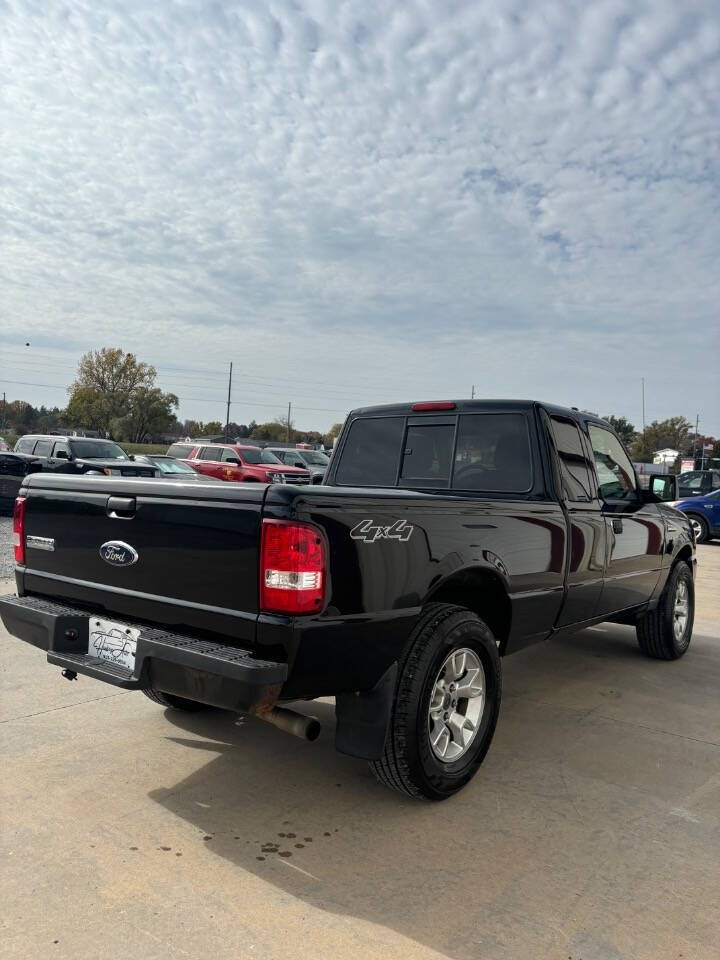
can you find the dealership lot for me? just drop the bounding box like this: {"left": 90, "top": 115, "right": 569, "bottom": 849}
{"left": 1, "top": 545, "right": 718, "bottom": 960}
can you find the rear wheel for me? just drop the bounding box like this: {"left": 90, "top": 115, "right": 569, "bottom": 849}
{"left": 142, "top": 689, "right": 208, "bottom": 711}
{"left": 687, "top": 514, "right": 710, "bottom": 543}
{"left": 370, "top": 603, "right": 501, "bottom": 801}
{"left": 636, "top": 562, "right": 694, "bottom": 660}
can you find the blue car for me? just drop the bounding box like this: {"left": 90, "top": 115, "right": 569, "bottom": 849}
{"left": 673, "top": 489, "right": 720, "bottom": 543}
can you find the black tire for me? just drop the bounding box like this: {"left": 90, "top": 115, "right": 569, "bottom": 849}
{"left": 687, "top": 514, "right": 710, "bottom": 544}
{"left": 636, "top": 562, "right": 694, "bottom": 660}
{"left": 370, "top": 603, "right": 502, "bottom": 801}
{"left": 142, "top": 689, "right": 209, "bottom": 711}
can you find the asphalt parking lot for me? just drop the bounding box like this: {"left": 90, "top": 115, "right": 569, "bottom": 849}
{"left": 1, "top": 544, "right": 719, "bottom": 960}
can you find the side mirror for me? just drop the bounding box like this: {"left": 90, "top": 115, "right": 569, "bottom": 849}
{"left": 128, "top": 454, "right": 135, "bottom": 461}
{"left": 293, "top": 460, "right": 304, "bottom": 468}
{"left": 226, "top": 457, "right": 242, "bottom": 465}
{"left": 649, "top": 474, "right": 678, "bottom": 502}
{"left": 55, "top": 450, "right": 69, "bottom": 460}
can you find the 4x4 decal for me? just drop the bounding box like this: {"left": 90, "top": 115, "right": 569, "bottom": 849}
{"left": 350, "top": 519, "right": 414, "bottom": 543}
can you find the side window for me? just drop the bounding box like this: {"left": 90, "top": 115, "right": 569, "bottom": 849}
{"left": 167, "top": 443, "right": 190, "bottom": 458}
{"left": 200, "top": 447, "right": 223, "bottom": 461}
{"left": 15, "top": 437, "right": 35, "bottom": 453}
{"left": 452, "top": 413, "right": 532, "bottom": 492}
{"left": 335, "top": 417, "right": 405, "bottom": 487}
{"left": 549, "top": 417, "right": 593, "bottom": 502}
{"left": 713, "top": 474, "right": 720, "bottom": 489}
{"left": 400, "top": 423, "right": 454, "bottom": 488}
{"left": 588, "top": 425, "right": 637, "bottom": 502}
{"left": 680, "top": 473, "right": 703, "bottom": 490}
{"left": 33, "top": 439, "right": 53, "bottom": 457}
{"left": 52, "top": 441, "right": 71, "bottom": 458}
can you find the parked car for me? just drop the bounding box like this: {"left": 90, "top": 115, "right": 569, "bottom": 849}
{"left": 13, "top": 435, "right": 157, "bottom": 478}
{"left": 266, "top": 447, "right": 329, "bottom": 483}
{"left": 1, "top": 400, "right": 694, "bottom": 800}
{"left": 133, "top": 454, "right": 222, "bottom": 481}
{"left": 671, "top": 488, "right": 720, "bottom": 543}
{"left": 0, "top": 437, "right": 10, "bottom": 452}
{"left": 166, "top": 441, "right": 311, "bottom": 484}
{"left": 0, "top": 453, "right": 40, "bottom": 513}
{"left": 676, "top": 469, "right": 720, "bottom": 499}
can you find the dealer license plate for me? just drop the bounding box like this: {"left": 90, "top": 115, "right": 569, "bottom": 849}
{"left": 88, "top": 618, "right": 140, "bottom": 672}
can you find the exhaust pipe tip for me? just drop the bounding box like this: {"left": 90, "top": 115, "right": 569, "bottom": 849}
{"left": 262, "top": 706, "right": 321, "bottom": 742}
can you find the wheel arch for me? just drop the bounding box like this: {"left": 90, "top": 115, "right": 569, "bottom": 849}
{"left": 424, "top": 568, "right": 511, "bottom": 654}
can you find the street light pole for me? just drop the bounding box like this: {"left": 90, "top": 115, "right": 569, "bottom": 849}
{"left": 641, "top": 377, "right": 645, "bottom": 434}
{"left": 286, "top": 402, "right": 292, "bottom": 444}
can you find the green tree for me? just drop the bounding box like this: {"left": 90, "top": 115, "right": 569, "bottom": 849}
{"left": 203, "top": 421, "right": 222, "bottom": 436}
{"left": 631, "top": 417, "right": 692, "bottom": 462}
{"left": 325, "top": 422, "right": 344, "bottom": 445}
{"left": 117, "top": 387, "right": 179, "bottom": 442}
{"left": 67, "top": 348, "right": 156, "bottom": 435}
{"left": 603, "top": 416, "right": 636, "bottom": 446}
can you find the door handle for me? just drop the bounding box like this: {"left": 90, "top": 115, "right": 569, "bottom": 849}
{"left": 107, "top": 496, "right": 136, "bottom": 519}
{"left": 612, "top": 518, "right": 623, "bottom": 534}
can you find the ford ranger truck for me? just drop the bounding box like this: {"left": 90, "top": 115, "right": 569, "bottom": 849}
{"left": 0, "top": 400, "right": 695, "bottom": 800}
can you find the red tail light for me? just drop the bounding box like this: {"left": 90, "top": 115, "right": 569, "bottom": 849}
{"left": 411, "top": 401, "right": 456, "bottom": 411}
{"left": 260, "top": 519, "right": 327, "bottom": 615}
{"left": 13, "top": 496, "right": 26, "bottom": 565}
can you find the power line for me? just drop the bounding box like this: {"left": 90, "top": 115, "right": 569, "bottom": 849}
{"left": 0, "top": 378, "right": 349, "bottom": 414}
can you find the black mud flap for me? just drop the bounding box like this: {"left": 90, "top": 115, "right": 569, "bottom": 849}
{"left": 334, "top": 662, "right": 397, "bottom": 760}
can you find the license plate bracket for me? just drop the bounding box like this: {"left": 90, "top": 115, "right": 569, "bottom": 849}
{"left": 88, "top": 618, "right": 140, "bottom": 673}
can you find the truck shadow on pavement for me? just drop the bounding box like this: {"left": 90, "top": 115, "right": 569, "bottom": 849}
{"left": 147, "top": 622, "right": 720, "bottom": 960}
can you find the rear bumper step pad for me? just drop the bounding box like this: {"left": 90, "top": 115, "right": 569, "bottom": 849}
{"left": 0, "top": 594, "right": 288, "bottom": 700}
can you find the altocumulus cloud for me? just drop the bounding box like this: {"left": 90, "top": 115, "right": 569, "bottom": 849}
{"left": 1, "top": 0, "right": 718, "bottom": 430}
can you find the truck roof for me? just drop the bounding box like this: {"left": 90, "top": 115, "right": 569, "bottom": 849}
{"left": 348, "top": 399, "right": 608, "bottom": 426}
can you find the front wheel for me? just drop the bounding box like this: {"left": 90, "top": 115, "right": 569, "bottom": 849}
{"left": 636, "top": 562, "right": 694, "bottom": 660}
{"left": 370, "top": 604, "right": 501, "bottom": 801}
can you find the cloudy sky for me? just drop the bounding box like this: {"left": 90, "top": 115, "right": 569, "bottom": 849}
{"left": 1, "top": 0, "right": 719, "bottom": 434}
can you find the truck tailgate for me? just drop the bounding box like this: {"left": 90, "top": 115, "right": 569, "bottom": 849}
{"left": 17, "top": 474, "right": 267, "bottom": 643}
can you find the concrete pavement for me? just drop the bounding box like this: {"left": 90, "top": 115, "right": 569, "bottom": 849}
{"left": 1, "top": 545, "right": 719, "bottom": 960}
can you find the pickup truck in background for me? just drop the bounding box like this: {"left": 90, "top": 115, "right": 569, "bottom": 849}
{"left": 13, "top": 435, "right": 157, "bottom": 479}
{"left": 166, "top": 441, "right": 311, "bottom": 485}
{"left": 0, "top": 400, "right": 695, "bottom": 800}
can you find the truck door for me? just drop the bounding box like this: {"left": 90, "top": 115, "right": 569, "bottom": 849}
{"left": 586, "top": 423, "right": 665, "bottom": 616}
{"left": 546, "top": 414, "right": 606, "bottom": 625}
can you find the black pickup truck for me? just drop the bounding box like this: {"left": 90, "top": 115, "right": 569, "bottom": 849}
{"left": 0, "top": 400, "right": 695, "bottom": 800}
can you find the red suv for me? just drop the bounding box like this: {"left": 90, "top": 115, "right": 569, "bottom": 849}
{"left": 166, "top": 442, "right": 311, "bottom": 484}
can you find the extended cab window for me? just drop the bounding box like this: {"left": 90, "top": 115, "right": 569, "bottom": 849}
{"left": 588, "top": 424, "right": 637, "bottom": 502}
{"left": 452, "top": 414, "right": 532, "bottom": 492}
{"left": 549, "top": 417, "right": 593, "bottom": 501}
{"left": 335, "top": 417, "right": 404, "bottom": 487}
{"left": 15, "top": 437, "right": 36, "bottom": 453}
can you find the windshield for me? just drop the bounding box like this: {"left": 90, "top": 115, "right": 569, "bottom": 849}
{"left": 154, "top": 458, "right": 196, "bottom": 474}
{"left": 301, "top": 451, "right": 329, "bottom": 466}
{"left": 239, "top": 448, "right": 281, "bottom": 465}
{"left": 70, "top": 440, "right": 128, "bottom": 460}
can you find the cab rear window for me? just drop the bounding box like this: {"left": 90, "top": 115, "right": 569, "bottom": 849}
{"left": 336, "top": 413, "right": 533, "bottom": 492}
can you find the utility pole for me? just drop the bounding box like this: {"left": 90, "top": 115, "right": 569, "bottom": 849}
{"left": 224, "top": 362, "right": 233, "bottom": 442}
{"left": 471, "top": 385, "right": 475, "bottom": 399}
{"left": 693, "top": 414, "right": 700, "bottom": 467}
{"left": 641, "top": 378, "right": 645, "bottom": 434}
{"left": 1, "top": 391, "right": 5, "bottom": 433}
{"left": 286, "top": 402, "right": 291, "bottom": 444}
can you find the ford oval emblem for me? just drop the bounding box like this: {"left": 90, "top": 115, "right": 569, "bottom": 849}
{"left": 99, "top": 541, "right": 139, "bottom": 567}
